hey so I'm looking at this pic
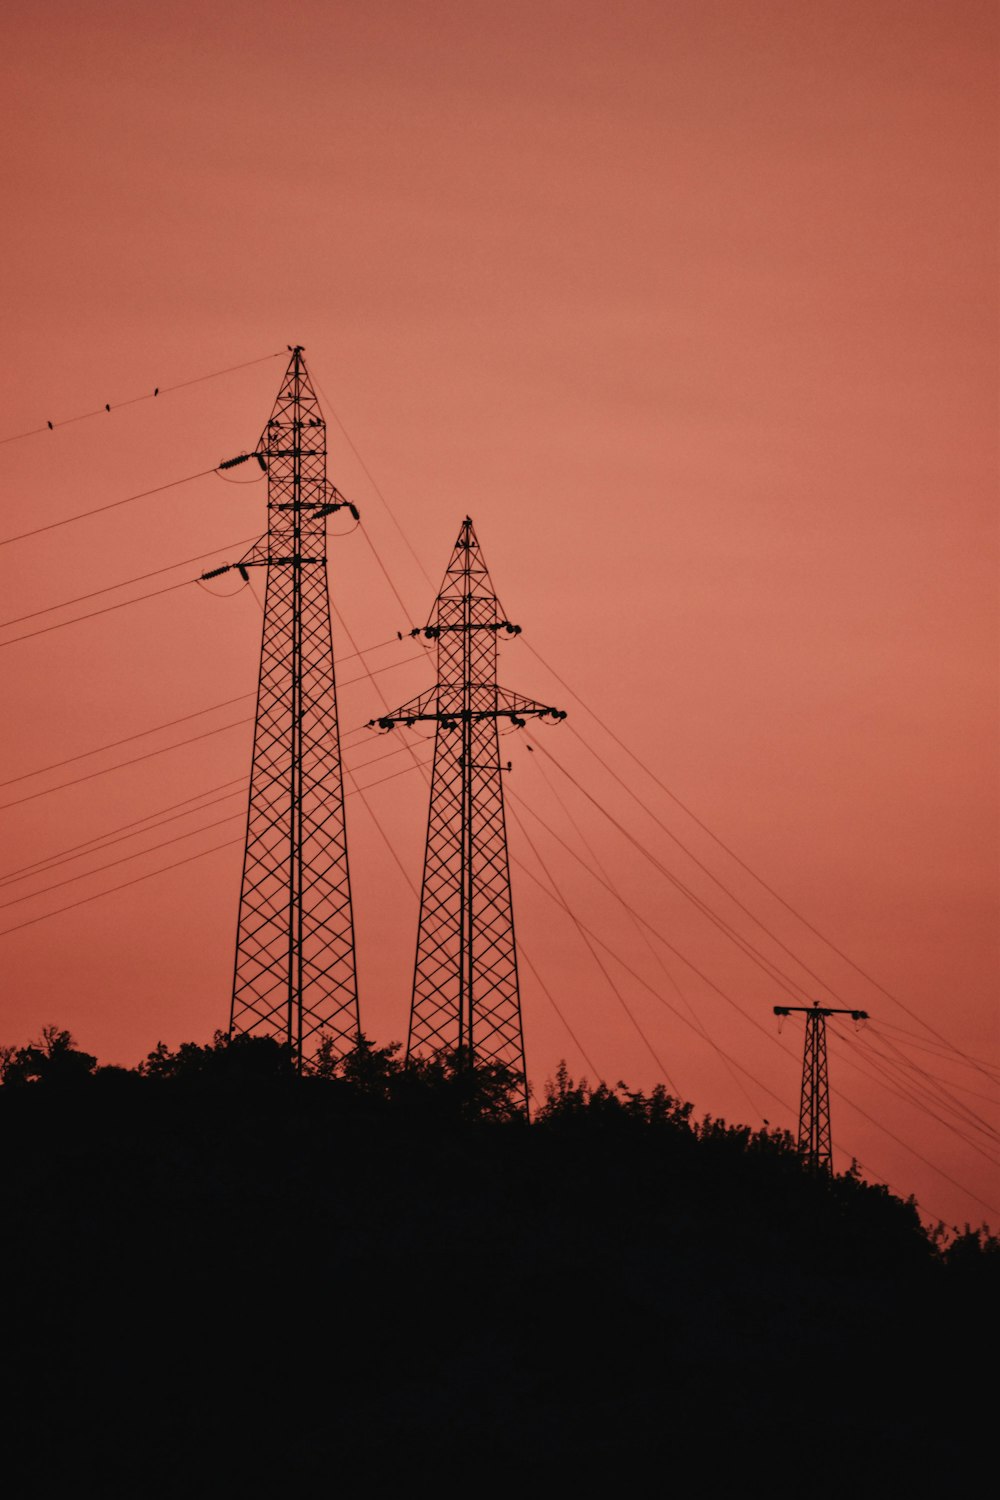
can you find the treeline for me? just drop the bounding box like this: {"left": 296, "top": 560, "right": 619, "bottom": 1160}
{"left": 1, "top": 1022, "right": 994, "bottom": 1264}
{"left": 0, "top": 1024, "right": 993, "bottom": 1488}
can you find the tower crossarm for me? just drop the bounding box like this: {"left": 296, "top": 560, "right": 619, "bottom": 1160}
{"left": 773, "top": 1005, "right": 869, "bottom": 1021}
{"left": 495, "top": 687, "right": 564, "bottom": 722}
{"left": 200, "top": 486, "right": 359, "bottom": 582}
{"left": 368, "top": 686, "right": 440, "bottom": 728}
{"left": 370, "top": 688, "right": 564, "bottom": 732}
{"left": 408, "top": 619, "right": 522, "bottom": 641}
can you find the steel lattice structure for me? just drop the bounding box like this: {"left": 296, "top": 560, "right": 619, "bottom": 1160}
{"left": 774, "top": 1001, "right": 868, "bottom": 1170}
{"left": 204, "top": 346, "right": 359, "bottom": 1069}
{"left": 372, "top": 518, "right": 564, "bottom": 1106}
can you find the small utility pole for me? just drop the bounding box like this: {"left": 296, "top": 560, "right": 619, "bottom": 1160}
{"left": 773, "top": 1001, "right": 869, "bottom": 1170}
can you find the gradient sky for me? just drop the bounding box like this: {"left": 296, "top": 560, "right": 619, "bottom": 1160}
{"left": 0, "top": 0, "right": 996, "bottom": 1229}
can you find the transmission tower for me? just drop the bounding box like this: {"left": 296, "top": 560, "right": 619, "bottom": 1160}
{"left": 774, "top": 1001, "right": 869, "bottom": 1170}
{"left": 203, "top": 346, "right": 360, "bottom": 1070}
{"left": 371, "top": 518, "right": 565, "bottom": 1107}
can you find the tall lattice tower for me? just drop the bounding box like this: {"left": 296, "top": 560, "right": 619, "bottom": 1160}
{"left": 372, "top": 518, "right": 564, "bottom": 1107}
{"left": 774, "top": 1001, "right": 869, "bottom": 1169}
{"left": 204, "top": 346, "right": 359, "bottom": 1069}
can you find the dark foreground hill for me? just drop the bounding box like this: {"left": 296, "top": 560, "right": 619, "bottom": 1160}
{"left": 0, "top": 1032, "right": 993, "bottom": 1492}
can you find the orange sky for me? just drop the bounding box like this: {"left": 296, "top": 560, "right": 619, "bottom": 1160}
{"left": 0, "top": 0, "right": 996, "bottom": 1229}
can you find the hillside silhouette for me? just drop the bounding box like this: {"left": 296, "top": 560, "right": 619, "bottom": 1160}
{"left": 0, "top": 1028, "right": 993, "bottom": 1491}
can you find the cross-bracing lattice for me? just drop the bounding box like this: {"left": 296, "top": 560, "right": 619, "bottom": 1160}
{"left": 208, "top": 347, "right": 359, "bottom": 1068}
{"left": 374, "top": 518, "right": 564, "bottom": 1107}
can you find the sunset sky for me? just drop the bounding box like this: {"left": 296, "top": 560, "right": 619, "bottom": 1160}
{"left": 0, "top": 0, "right": 996, "bottom": 1229}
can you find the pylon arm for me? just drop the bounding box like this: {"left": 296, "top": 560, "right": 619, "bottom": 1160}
{"left": 774, "top": 1005, "right": 869, "bottom": 1021}
{"left": 495, "top": 687, "right": 565, "bottom": 721}
{"left": 218, "top": 451, "right": 267, "bottom": 472}
{"left": 369, "top": 688, "right": 565, "bottom": 733}
{"left": 409, "top": 620, "right": 522, "bottom": 641}
{"left": 202, "top": 551, "right": 325, "bottom": 580}
{"left": 201, "top": 537, "right": 340, "bottom": 584}
{"left": 370, "top": 687, "right": 440, "bottom": 727}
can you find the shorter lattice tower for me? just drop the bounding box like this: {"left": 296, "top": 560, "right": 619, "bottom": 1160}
{"left": 774, "top": 1001, "right": 869, "bottom": 1170}
{"left": 203, "top": 346, "right": 361, "bottom": 1070}
{"left": 371, "top": 519, "right": 565, "bottom": 1107}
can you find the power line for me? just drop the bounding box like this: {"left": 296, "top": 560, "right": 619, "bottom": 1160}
{"left": 342, "top": 519, "right": 607, "bottom": 1096}
{"left": 523, "top": 733, "right": 815, "bottom": 1005}
{"left": 505, "top": 776, "right": 802, "bottom": 1074}
{"left": 281, "top": 389, "right": 997, "bottom": 1220}
{"left": 874, "top": 1020, "right": 1000, "bottom": 1080}
{"left": 311, "top": 371, "right": 434, "bottom": 589}
{"left": 515, "top": 838, "right": 997, "bottom": 1214}
{"left": 0, "top": 750, "right": 435, "bottom": 919}
{"left": 510, "top": 843, "right": 795, "bottom": 1116}
{"left": 0, "top": 811, "right": 245, "bottom": 913}
{"left": 332, "top": 607, "right": 435, "bottom": 790}
{"left": 518, "top": 942, "right": 602, "bottom": 1084}
{"left": 0, "top": 778, "right": 249, "bottom": 888}
{"left": 0, "top": 694, "right": 256, "bottom": 792}
{"left": 0, "top": 350, "right": 284, "bottom": 447}
{"left": 322, "top": 477, "right": 784, "bottom": 1109}
{"left": 871, "top": 1028, "right": 999, "bottom": 1137}
{"left": 373, "top": 518, "right": 559, "bottom": 1106}
{"left": 336, "top": 465, "right": 875, "bottom": 1032}
{"left": 507, "top": 798, "right": 680, "bottom": 1093}
{"left": 326, "top": 494, "right": 819, "bottom": 1118}
{"left": 0, "top": 467, "right": 220, "bottom": 550}
{"left": 0, "top": 577, "right": 197, "bottom": 648}
{"left": 0, "top": 548, "right": 406, "bottom": 647}
{"left": 357, "top": 525, "right": 423, "bottom": 629}
{"left": 524, "top": 637, "right": 994, "bottom": 1081}
{"left": 0, "top": 652, "right": 424, "bottom": 809}
{"left": 0, "top": 837, "right": 243, "bottom": 939}
{"left": 0, "top": 535, "right": 260, "bottom": 632}
{"left": 849, "top": 1026, "right": 1000, "bottom": 1148}
{"left": 822, "top": 1039, "right": 1000, "bottom": 1216}
{"left": 345, "top": 734, "right": 433, "bottom": 780}
{"left": 278, "top": 420, "right": 998, "bottom": 1212}
{"left": 826, "top": 1022, "right": 1000, "bottom": 1168}
{"left": 528, "top": 748, "right": 766, "bottom": 1123}
{"left": 0, "top": 754, "right": 433, "bottom": 940}
{"left": 343, "top": 770, "right": 420, "bottom": 900}
{"left": 508, "top": 771, "right": 999, "bottom": 1205}
{"left": 519, "top": 776, "right": 997, "bottom": 1209}
{"left": 0, "top": 718, "right": 252, "bottom": 813}
{"left": 560, "top": 722, "right": 848, "bottom": 1006}
{"left": 274, "top": 394, "right": 997, "bottom": 1106}
{"left": 1, "top": 735, "right": 421, "bottom": 891}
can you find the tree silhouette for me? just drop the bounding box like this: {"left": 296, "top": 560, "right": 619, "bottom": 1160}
{"left": 138, "top": 1028, "right": 293, "bottom": 1084}
{"left": 0, "top": 1024, "right": 97, "bottom": 1086}
{"left": 310, "top": 1029, "right": 403, "bottom": 1094}
{"left": 310, "top": 1031, "right": 525, "bottom": 1120}
{"left": 394, "top": 1046, "right": 527, "bottom": 1121}
{"left": 536, "top": 1059, "right": 694, "bottom": 1130}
